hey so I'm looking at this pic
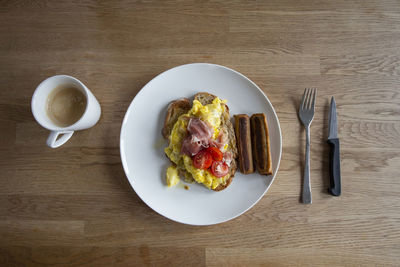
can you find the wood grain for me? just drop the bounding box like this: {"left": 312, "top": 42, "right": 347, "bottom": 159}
{"left": 1, "top": 0, "right": 400, "bottom": 266}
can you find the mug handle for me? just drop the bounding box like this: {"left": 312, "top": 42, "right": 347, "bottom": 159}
{"left": 46, "top": 130, "right": 74, "bottom": 148}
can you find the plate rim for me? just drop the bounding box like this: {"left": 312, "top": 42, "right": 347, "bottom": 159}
{"left": 120, "top": 63, "right": 282, "bottom": 225}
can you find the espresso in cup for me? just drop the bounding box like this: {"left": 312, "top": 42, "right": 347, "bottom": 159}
{"left": 46, "top": 86, "right": 87, "bottom": 127}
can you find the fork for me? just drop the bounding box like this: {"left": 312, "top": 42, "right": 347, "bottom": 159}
{"left": 299, "top": 88, "right": 317, "bottom": 204}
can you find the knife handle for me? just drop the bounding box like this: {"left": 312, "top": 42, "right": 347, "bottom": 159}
{"left": 327, "top": 138, "right": 341, "bottom": 196}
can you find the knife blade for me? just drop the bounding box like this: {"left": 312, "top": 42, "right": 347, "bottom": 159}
{"left": 327, "top": 97, "right": 341, "bottom": 196}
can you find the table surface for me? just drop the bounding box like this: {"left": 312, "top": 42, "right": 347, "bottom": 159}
{"left": 1, "top": 1, "right": 400, "bottom": 266}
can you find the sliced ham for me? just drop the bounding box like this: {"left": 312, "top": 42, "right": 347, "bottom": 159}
{"left": 181, "top": 118, "right": 213, "bottom": 156}
{"left": 222, "top": 151, "right": 233, "bottom": 166}
{"left": 187, "top": 118, "right": 212, "bottom": 143}
{"left": 209, "top": 127, "right": 228, "bottom": 151}
{"left": 181, "top": 117, "right": 231, "bottom": 157}
{"left": 181, "top": 135, "right": 202, "bottom": 156}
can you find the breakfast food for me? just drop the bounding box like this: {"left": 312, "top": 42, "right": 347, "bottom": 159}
{"left": 250, "top": 113, "right": 272, "bottom": 175}
{"left": 163, "top": 92, "right": 238, "bottom": 191}
{"left": 234, "top": 114, "right": 254, "bottom": 174}
{"left": 162, "top": 98, "right": 191, "bottom": 139}
{"left": 166, "top": 165, "right": 180, "bottom": 187}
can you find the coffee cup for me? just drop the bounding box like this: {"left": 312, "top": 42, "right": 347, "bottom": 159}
{"left": 31, "top": 75, "right": 101, "bottom": 148}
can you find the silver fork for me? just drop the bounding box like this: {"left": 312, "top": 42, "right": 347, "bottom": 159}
{"left": 299, "top": 88, "right": 317, "bottom": 204}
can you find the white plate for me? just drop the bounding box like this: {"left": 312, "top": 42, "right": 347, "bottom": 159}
{"left": 120, "top": 63, "right": 282, "bottom": 225}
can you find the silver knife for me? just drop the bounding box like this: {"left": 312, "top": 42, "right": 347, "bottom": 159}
{"left": 327, "top": 97, "right": 341, "bottom": 196}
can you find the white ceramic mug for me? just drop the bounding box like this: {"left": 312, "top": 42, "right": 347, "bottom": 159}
{"left": 31, "top": 75, "right": 101, "bottom": 148}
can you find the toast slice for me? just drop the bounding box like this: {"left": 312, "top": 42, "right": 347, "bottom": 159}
{"left": 161, "top": 98, "right": 191, "bottom": 139}
{"left": 162, "top": 92, "right": 238, "bottom": 191}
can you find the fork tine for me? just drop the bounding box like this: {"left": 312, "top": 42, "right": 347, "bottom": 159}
{"left": 300, "top": 88, "right": 307, "bottom": 110}
{"left": 305, "top": 88, "right": 312, "bottom": 109}
{"left": 306, "top": 88, "right": 312, "bottom": 109}
{"left": 304, "top": 88, "right": 312, "bottom": 109}
{"left": 306, "top": 88, "right": 313, "bottom": 109}
{"left": 311, "top": 88, "right": 317, "bottom": 110}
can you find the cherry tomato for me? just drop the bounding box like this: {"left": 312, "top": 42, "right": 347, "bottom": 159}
{"left": 192, "top": 150, "right": 212, "bottom": 169}
{"left": 207, "top": 147, "right": 223, "bottom": 161}
{"left": 211, "top": 161, "right": 229, "bottom": 177}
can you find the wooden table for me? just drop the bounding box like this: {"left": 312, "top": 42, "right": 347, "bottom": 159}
{"left": 1, "top": 1, "right": 399, "bottom": 266}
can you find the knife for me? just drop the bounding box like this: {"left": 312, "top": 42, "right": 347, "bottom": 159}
{"left": 327, "top": 97, "right": 341, "bottom": 196}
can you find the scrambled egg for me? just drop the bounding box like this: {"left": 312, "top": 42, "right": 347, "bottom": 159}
{"left": 166, "top": 165, "right": 180, "bottom": 187}
{"left": 165, "top": 97, "right": 230, "bottom": 189}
